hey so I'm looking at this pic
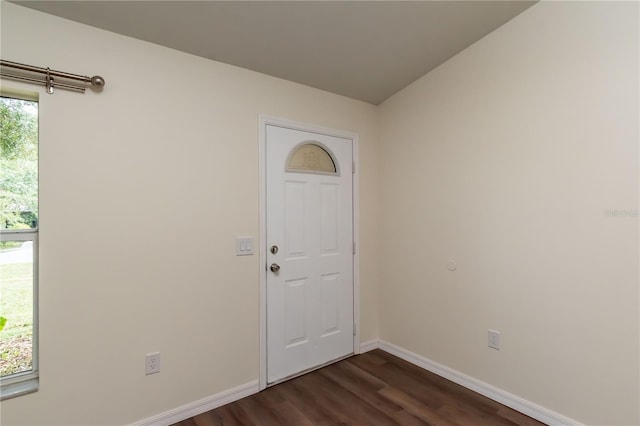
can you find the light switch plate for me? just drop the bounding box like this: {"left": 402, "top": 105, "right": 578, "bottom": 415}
{"left": 236, "top": 237, "right": 254, "bottom": 256}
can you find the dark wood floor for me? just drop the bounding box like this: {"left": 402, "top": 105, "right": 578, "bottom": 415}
{"left": 172, "top": 349, "right": 545, "bottom": 426}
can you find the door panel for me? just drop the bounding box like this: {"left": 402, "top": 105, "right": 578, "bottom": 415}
{"left": 321, "top": 273, "right": 340, "bottom": 335}
{"left": 285, "top": 278, "right": 307, "bottom": 347}
{"left": 266, "top": 124, "right": 353, "bottom": 384}
{"left": 284, "top": 181, "right": 307, "bottom": 256}
{"left": 320, "top": 183, "right": 339, "bottom": 252}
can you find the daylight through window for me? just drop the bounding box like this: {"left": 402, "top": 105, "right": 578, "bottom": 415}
{"left": 0, "top": 93, "right": 39, "bottom": 399}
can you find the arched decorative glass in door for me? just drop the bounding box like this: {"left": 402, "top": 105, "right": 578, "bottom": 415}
{"left": 286, "top": 142, "right": 339, "bottom": 175}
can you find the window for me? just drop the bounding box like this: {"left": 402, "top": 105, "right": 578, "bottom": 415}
{"left": 0, "top": 90, "right": 39, "bottom": 399}
{"left": 286, "top": 142, "right": 338, "bottom": 175}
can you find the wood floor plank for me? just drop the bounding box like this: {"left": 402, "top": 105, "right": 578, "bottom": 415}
{"left": 375, "top": 350, "right": 517, "bottom": 421}
{"left": 255, "top": 385, "right": 316, "bottom": 426}
{"left": 234, "top": 393, "right": 283, "bottom": 426}
{"left": 276, "top": 376, "right": 351, "bottom": 425}
{"left": 171, "top": 350, "right": 546, "bottom": 426}
{"left": 332, "top": 356, "right": 389, "bottom": 390}
{"left": 296, "top": 369, "right": 399, "bottom": 425}
{"left": 188, "top": 411, "right": 219, "bottom": 426}
{"left": 348, "top": 353, "right": 448, "bottom": 410}
{"left": 437, "top": 402, "right": 521, "bottom": 426}
{"left": 377, "top": 385, "right": 458, "bottom": 426}
{"left": 318, "top": 362, "right": 404, "bottom": 416}
{"left": 387, "top": 409, "right": 432, "bottom": 426}
{"left": 497, "top": 405, "right": 547, "bottom": 426}
{"left": 209, "top": 402, "right": 255, "bottom": 426}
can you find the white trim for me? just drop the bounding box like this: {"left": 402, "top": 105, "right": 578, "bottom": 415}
{"left": 259, "top": 115, "right": 359, "bottom": 141}
{"left": 378, "top": 340, "right": 583, "bottom": 426}
{"left": 258, "top": 114, "right": 360, "bottom": 389}
{"left": 258, "top": 116, "right": 267, "bottom": 390}
{"left": 128, "top": 380, "right": 259, "bottom": 426}
{"left": 352, "top": 133, "right": 361, "bottom": 355}
{"left": 359, "top": 339, "right": 379, "bottom": 353}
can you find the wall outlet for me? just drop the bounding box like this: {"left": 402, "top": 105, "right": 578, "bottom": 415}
{"left": 145, "top": 352, "right": 161, "bottom": 375}
{"left": 488, "top": 329, "right": 501, "bottom": 350}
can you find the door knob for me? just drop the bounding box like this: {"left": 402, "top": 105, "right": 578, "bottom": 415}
{"left": 270, "top": 263, "right": 280, "bottom": 273}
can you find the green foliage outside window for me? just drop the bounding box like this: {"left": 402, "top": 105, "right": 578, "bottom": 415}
{"left": 0, "top": 97, "right": 38, "bottom": 231}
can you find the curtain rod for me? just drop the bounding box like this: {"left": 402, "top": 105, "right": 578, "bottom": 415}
{"left": 0, "top": 60, "right": 105, "bottom": 94}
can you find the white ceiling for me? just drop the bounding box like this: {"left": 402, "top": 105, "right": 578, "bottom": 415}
{"left": 12, "top": 1, "right": 536, "bottom": 105}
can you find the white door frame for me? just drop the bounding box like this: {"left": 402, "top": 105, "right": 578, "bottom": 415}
{"left": 259, "top": 114, "right": 360, "bottom": 390}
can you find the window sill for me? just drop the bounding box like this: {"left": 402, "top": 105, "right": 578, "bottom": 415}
{"left": 0, "top": 375, "right": 38, "bottom": 400}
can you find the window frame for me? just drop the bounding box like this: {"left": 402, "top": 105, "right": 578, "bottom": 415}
{"left": 0, "top": 90, "right": 39, "bottom": 400}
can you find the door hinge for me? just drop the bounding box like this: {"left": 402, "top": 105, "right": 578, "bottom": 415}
{"left": 353, "top": 242, "right": 356, "bottom": 255}
{"left": 352, "top": 161, "right": 356, "bottom": 173}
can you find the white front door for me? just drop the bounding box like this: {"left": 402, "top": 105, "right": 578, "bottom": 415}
{"left": 266, "top": 124, "right": 354, "bottom": 384}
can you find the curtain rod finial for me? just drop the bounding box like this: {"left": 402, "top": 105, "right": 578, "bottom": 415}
{"left": 90, "top": 75, "right": 105, "bottom": 88}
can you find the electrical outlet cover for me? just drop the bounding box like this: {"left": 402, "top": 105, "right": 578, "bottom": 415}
{"left": 488, "top": 329, "right": 501, "bottom": 350}
{"left": 145, "top": 352, "right": 161, "bottom": 375}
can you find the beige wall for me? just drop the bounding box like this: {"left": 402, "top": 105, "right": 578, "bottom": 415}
{"left": 0, "top": 3, "right": 379, "bottom": 425}
{"left": 378, "top": 2, "right": 639, "bottom": 425}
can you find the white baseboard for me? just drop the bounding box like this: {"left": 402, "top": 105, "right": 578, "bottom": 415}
{"left": 377, "top": 340, "right": 582, "bottom": 426}
{"left": 129, "top": 341, "right": 582, "bottom": 426}
{"left": 359, "top": 338, "right": 379, "bottom": 353}
{"left": 128, "top": 380, "right": 259, "bottom": 426}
